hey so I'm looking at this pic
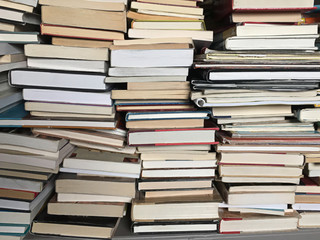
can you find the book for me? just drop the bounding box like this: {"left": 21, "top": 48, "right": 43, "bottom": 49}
{"left": 231, "top": 0, "right": 314, "bottom": 11}
{"left": 24, "top": 44, "right": 109, "bottom": 61}
{"left": 0, "top": 54, "right": 25, "bottom": 63}
{"left": 23, "top": 89, "right": 112, "bottom": 106}
{"left": 108, "top": 67, "right": 189, "bottom": 77}
{"left": 296, "top": 108, "right": 320, "bottom": 122}
{"left": 0, "top": 62, "right": 26, "bottom": 72}
{"left": 10, "top": 69, "right": 111, "bottom": 90}
{"left": 31, "top": 209, "right": 120, "bottom": 239}
{"left": 219, "top": 210, "right": 299, "bottom": 234}
{"left": 8, "top": 0, "right": 38, "bottom": 7}
{"left": 131, "top": 20, "right": 205, "bottom": 30}
{"left": 62, "top": 148, "right": 140, "bottom": 175}
{"left": 27, "top": 58, "right": 108, "bottom": 73}
{"left": 132, "top": 193, "right": 221, "bottom": 221}
{"left": 125, "top": 110, "right": 210, "bottom": 121}
{"left": 0, "top": 177, "right": 45, "bottom": 193}
{"left": 0, "top": 0, "right": 34, "bottom": 12}
{"left": 127, "top": 10, "right": 194, "bottom": 21}
{"left": 133, "top": 221, "right": 218, "bottom": 233}
{"left": 0, "top": 8, "right": 40, "bottom": 25}
{"left": 0, "top": 188, "right": 38, "bottom": 201}
{"left": 0, "top": 32, "right": 40, "bottom": 44}
{"left": 55, "top": 174, "right": 136, "bottom": 198}
{"left": 41, "top": 6, "right": 126, "bottom": 32}
{"left": 0, "top": 103, "right": 116, "bottom": 129}
{"left": 51, "top": 37, "right": 112, "bottom": 48}
{"left": 25, "top": 102, "right": 114, "bottom": 115}
{"left": 111, "top": 89, "right": 190, "bottom": 100}
{"left": 113, "top": 36, "right": 193, "bottom": 46}
{"left": 141, "top": 168, "right": 215, "bottom": 178}
{"left": 110, "top": 47, "right": 193, "bottom": 68}
{"left": 298, "top": 212, "right": 320, "bottom": 228}
{"left": 0, "top": 178, "right": 54, "bottom": 211}
{"left": 47, "top": 195, "right": 126, "bottom": 217}
{"left": 127, "top": 81, "right": 189, "bottom": 90}
{"left": 222, "top": 35, "right": 318, "bottom": 50}
{"left": 40, "top": 24, "right": 125, "bottom": 40}
{"left": 126, "top": 118, "right": 204, "bottom": 129}
{"left": 0, "top": 169, "right": 52, "bottom": 181}
{"left": 130, "top": 1, "right": 203, "bottom": 16}
{"left": 39, "top": 0, "right": 125, "bottom": 11}
{"left": 128, "top": 126, "right": 219, "bottom": 146}
{"left": 0, "top": 43, "right": 23, "bottom": 55}
{"left": 128, "top": 28, "right": 213, "bottom": 41}
{"left": 32, "top": 128, "right": 125, "bottom": 148}
{"left": 232, "top": 11, "right": 303, "bottom": 23}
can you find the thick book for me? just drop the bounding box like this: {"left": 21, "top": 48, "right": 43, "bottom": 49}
{"left": 128, "top": 125, "right": 219, "bottom": 146}
{"left": 0, "top": 103, "right": 116, "bottom": 129}
{"left": 40, "top": 24, "right": 125, "bottom": 41}
{"left": 62, "top": 148, "right": 140, "bottom": 175}
{"left": 47, "top": 195, "right": 126, "bottom": 218}
{"left": 132, "top": 192, "right": 222, "bottom": 222}
{"left": 24, "top": 44, "right": 109, "bottom": 61}
{"left": 55, "top": 174, "right": 136, "bottom": 198}
{"left": 10, "top": 69, "right": 112, "bottom": 90}
{"left": 31, "top": 208, "right": 120, "bottom": 239}
{"left": 41, "top": 6, "right": 126, "bottom": 32}
{"left": 219, "top": 210, "right": 298, "bottom": 234}
{"left": 110, "top": 47, "right": 194, "bottom": 68}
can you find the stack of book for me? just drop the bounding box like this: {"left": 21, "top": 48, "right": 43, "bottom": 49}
{"left": 127, "top": 0, "right": 213, "bottom": 48}
{"left": 293, "top": 177, "right": 320, "bottom": 228}
{"left": 0, "top": 129, "right": 74, "bottom": 240}
{"left": 187, "top": 0, "right": 320, "bottom": 234}
{"left": 210, "top": 0, "right": 318, "bottom": 50}
{"left": 0, "top": 0, "right": 42, "bottom": 114}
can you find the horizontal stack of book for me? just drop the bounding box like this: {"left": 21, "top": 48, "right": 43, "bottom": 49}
{"left": 0, "top": 129, "right": 74, "bottom": 240}
{"left": 127, "top": 0, "right": 213, "bottom": 48}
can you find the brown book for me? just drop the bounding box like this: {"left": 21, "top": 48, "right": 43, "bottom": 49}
{"left": 111, "top": 90, "right": 190, "bottom": 100}
{"left": 41, "top": 24, "right": 124, "bottom": 40}
{"left": 42, "top": 6, "right": 126, "bottom": 32}
{"left": 0, "top": 188, "right": 38, "bottom": 200}
{"left": 52, "top": 37, "right": 112, "bottom": 48}
{"left": 127, "top": 81, "right": 189, "bottom": 90}
{"left": 126, "top": 119, "right": 204, "bottom": 129}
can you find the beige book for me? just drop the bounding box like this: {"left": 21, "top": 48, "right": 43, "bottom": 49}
{"left": 232, "top": 12, "right": 302, "bottom": 23}
{"left": 52, "top": 37, "right": 112, "bottom": 48}
{"left": 111, "top": 89, "right": 190, "bottom": 100}
{"left": 0, "top": 54, "right": 26, "bottom": 63}
{"left": 145, "top": 189, "right": 214, "bottom": 198}
{"left": 25, "top": 44, "right": 109, "bottom": 61}
{"left": 137, "top": 0, "right": 197, "bottom": 7}
{"left": 127, "top": 10, "right": 193, "bottom": 21}
{"left": 0, "top": 0, "right": 33, "bottom": 12}
{"left": 39, "top": 0, "right": 125, "bottom": 11}
{"left": 42, "top": 6, "right": 126, "bottom": 32}
{"left": 127, "top": 81, "right": 189, "bottom": 90}
{"left": 41, "top": 24, "right": 124, "bottom": 40}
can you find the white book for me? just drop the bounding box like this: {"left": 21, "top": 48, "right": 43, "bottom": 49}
{"left": 23, "top": 88, "right": 112, "bottom": 106}
{"left": 27, "top": 58, "right": 107, "bottom": 73}
{"left": 8, "top": 0, "right": 38, "bottom": 7}
{"left": 11, "top": 69, "right": 111, "bottom": 90}
{"left": 105, "top": 76, "right": 186, "bottom": 83}
{"left": 108, "top": 67, "right": 188, "bottom": 77}
{"left": 57, "top": 193, "right": 132, "bottom": 203}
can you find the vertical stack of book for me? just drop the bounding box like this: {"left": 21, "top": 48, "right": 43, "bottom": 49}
{"left": 0, "top": 0, "right": 41, "bottom": 114}
{"left": 0, "top": 129, "right": 74, "bottom": 240}
{"left": 127, "top": 0, "right": 213, "bottom": 48}
{"left": 189, "top": 0, "right": 320, "bottom": 234}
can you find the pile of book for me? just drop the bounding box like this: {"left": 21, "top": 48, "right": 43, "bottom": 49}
{"left": 0, "top": 129, "right": 74, "bottom": 240}
{"left": 189, "top": 0, "right": 320, "bottom": 234}
{"left": 0, "top": 0, "right": 42, "bottom": 114}
{"left": 127, "top": 0, "right": 213, "bottom": 48}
